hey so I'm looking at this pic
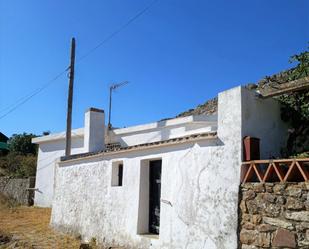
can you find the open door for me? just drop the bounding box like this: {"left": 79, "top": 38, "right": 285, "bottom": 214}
{"left": 149, "top": 160, "right": 162, "bottom": 234}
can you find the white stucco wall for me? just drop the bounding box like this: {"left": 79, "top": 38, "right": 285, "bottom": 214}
{"left": 34, "top": 136, "right": 85, "bottom": 207}
{"left": 50, "top": 86, "right": 244, "bottom": 249}
{"left": 33, "top": 114, "right": 217, "bottom": 208}
{"left": 241, "top": 88, "right": 288, "bottom": 159}
{"left": 38, "top": 85, "right": 289, "bottom": 248}
{"left": 51, "top": 142, "right": 239, "bottom": 249}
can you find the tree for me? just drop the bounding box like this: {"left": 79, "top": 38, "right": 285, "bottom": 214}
{"left": 278, "top": 47, "right": 309, "bottom": 156}
{"left": 8, "top": 133, "right": 37, "bottom": 156}
{"left": 0, "top": 133, "right": 38, "bottom": 177}
{"left": 288, "top": 49, "right": 309, "bottom": 81}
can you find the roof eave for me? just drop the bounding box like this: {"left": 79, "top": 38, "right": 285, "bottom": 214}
{"left": 59, "top": 132, "right": 218, "bottom": 164}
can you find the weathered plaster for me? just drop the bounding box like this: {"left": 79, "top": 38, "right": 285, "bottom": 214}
{"left": 33, "top": 136, "right": 84, "bottom": 207}
{"left": 51, "top": 87, "right": 244, "bottom": 249}
{"left": 37, "top": 85, "right": 288, "bottom": 248}
{"left": 241, "top": 88, "right": 288, "bottom": 158}
{"left": 52, "top": 140, "right": 237, "bottom": 249}
{"left": 33, "top": 112, "right": 216, "bottom": 208}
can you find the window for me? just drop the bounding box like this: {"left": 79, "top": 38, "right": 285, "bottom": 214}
{"left": 118, "top": 164, "right": 123, "bottom": 186}
{"left": 111, "top": 161, "right": 123, "bottom": 186}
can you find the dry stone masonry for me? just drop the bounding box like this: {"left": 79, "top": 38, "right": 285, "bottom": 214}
{"left": 0, "top": 177, "right": 35, "bottom": 205}
{"left": 239, "top": 182, "right": 309, "bottom": 248}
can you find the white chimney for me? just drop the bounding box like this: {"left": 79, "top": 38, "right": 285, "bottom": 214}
{"left": 84, "top": 108, "right": 105, "bottom": 152}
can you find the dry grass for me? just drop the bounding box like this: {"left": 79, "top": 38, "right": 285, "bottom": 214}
{"left": 0, "top": 194, "right": 82, "bottom": 249}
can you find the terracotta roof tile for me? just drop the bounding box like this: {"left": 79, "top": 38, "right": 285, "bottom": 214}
{"left": 61, "top": 131, "right": 217, "bottom": 162}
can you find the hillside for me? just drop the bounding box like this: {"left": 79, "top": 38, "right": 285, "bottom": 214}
{"left": 176, "top": 97, "right": 218, "bottom": 117}
{"left": 176, "top": 68, "right": 296, "bottom": 118}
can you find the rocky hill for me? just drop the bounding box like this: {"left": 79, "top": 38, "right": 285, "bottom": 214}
{"left": 176, "top": 97, "right": 218, "bottom": 117}
{"left": 175, "top": 68, "right": 294, "bottom": 118}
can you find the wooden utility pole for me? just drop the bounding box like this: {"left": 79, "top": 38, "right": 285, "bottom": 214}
{"left": 65, "top": 38, "right": 76, "bottom": 156}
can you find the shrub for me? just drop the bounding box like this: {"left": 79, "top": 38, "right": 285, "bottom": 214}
{"left": 0, "top": 153, "right": 37, "bottom": 177}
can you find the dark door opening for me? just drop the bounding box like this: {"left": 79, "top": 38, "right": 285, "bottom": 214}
{"left": 149, "top": 160, "right": 162, "bottom": 234}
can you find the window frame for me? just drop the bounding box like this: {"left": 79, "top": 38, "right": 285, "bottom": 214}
{"left": 111, "top": 161, "right": 124, "bottom": 187}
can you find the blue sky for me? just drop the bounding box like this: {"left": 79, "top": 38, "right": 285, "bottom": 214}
{"left": 0, "top": 0, "right": 308, "bottom": 137}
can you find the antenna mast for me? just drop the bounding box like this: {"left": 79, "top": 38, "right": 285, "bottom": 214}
{"left": 108, "top": 81, "right": 129, "bottom": 130}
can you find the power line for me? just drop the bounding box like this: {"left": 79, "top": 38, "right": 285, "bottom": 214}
{"left": 0, "top": 69, "right": 68, "bottom": 120}
{"left": 77, "top": 0, "right": 159, "bottom": 62}
{"left": 0, "top": 0, "right": 159, "bottom": 120}
{"left": 0, "top": 69, "right": 68, "bottom": 114}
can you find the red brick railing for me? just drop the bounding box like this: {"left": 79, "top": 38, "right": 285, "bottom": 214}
{"left": 241, "top": 158, "right": 309, "bottom": 183}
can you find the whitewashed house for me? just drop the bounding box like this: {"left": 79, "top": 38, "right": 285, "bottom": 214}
{"left": 32, "top": 86, "right": 288, "bottom": 249}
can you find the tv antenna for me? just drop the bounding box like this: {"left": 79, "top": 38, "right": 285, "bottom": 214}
{"left": 108, "top": 81, "right": 129, "bottom": 130}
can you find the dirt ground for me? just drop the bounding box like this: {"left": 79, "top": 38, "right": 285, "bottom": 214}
{"left": 0, "top": 194, "right": 83, "bottom": 249}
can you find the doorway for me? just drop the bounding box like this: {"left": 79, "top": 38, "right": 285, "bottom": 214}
{"left": 149, "top": 160, "right": 162, "bottom": 234}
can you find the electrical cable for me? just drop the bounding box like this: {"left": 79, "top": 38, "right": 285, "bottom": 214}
{"left": 0, "top": 0, "right": 159, "bottom": 120}
{"left": 0, "top": 69, "right": 68, "bottom": 120}
{"left": 77, "top": 0, "right": 159, "bottom": 62}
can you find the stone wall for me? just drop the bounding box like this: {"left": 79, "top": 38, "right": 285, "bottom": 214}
{"left": 240, "top": 182, "right": 309, "bottom": 248}
{"left": 0, "top": 177, "right": 35, "bottom": 205}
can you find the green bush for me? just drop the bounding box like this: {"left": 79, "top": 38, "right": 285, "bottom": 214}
{"left": 0, "top": 152, "right": 37, "bottom": 177}
{"left": 0, "top": 132, "right": 38, "bottom": 177}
